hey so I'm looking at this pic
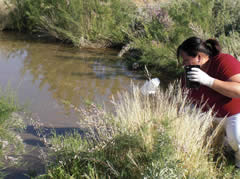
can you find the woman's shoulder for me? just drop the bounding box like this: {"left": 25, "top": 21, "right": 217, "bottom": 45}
{"left": 215, "top": 53, "right": 238, "bottom": 60}
{"left": 213, "top": 53, "right": 240, "bottom": 78}
{"left": 213, "top": 53, "right": 239, "bottom": 64}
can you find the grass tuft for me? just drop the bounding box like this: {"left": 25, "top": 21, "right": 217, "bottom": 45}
{"left": 0, "top": 87, "right": 25, "bottom": 176}
{"left": 37, "top": 81, "right": 238, "bottom": 178}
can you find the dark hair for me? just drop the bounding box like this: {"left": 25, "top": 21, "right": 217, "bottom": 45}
{"left": 177, "top": 36, "right": 221, "bottom": 61}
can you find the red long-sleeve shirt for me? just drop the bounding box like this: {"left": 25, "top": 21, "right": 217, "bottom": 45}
{"left": 185, "top": 53, "right": 240, "bottom": 117}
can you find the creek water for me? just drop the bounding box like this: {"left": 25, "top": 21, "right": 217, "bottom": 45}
{"left": 0, "top": 31, "right": 145, "bottom": 178}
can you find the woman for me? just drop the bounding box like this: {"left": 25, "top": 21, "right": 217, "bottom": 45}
{"left": 177, "top": 36, "right": 240, "bottom": 167}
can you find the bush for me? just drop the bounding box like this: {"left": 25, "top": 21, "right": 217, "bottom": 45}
{"left": 125, "top": 0, "right": 216, "bottom": 80}
{"left": 9, "top": 0, "right": 138, "bottom": 47}
{"left": 8, "top": 0, "right": 240, "bottom": 80}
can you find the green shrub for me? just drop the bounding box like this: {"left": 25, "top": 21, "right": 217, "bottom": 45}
{"left": 9, "top": 0, "right": 240, "bottom": 79}
{"left": 9, "top": 0, "right": 137, "bottom": 47}
{"left": 219, "top": 32, "right": 240, "bottom": 60}
{"left": 124, "top": 0, "right": 240, "bottom": 82}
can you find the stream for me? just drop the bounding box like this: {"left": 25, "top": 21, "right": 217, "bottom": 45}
{"left": 0, "top": 31, "right": 145, "bottom": 178}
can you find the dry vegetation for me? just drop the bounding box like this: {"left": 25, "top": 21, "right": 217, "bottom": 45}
{"left": 41, "top": 82, "right": 231, "bottom": 178}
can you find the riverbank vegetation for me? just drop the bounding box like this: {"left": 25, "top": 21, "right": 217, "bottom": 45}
{"left": 3, "top": 0, "right": 240, "bottom": 177}
{"left": 6, "top": 0, "right": 240, "bottom": 81}
{"left": 37, "top": 83, "right": 239, "bottom": 178}
{"left": 9, "top": 0, "right": 137, "bottom": 47}
{"left": 0, "top": 88, "right": 25, "bottom": 177}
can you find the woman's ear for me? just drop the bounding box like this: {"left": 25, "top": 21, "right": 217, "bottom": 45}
{"left": 198, "top": 52, "right": 209, "bottom": 63}
{"left": 197, "top": 54, "right": 201, "bottom": 62}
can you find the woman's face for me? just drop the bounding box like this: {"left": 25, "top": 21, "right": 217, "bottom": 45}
{"left": 180, "top": 51, "right": 200, "bottom": 66}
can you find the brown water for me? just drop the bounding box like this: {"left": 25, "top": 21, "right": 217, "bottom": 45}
{"left": 0, "top": 31, "right": 144, "bottom": 178}
{"left": 0, "top": 31, "right": 144, "bottom": 127}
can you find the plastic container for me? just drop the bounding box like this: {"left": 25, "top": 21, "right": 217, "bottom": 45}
{"left": 140, "top": 78, "right": 160, "bottom": 95}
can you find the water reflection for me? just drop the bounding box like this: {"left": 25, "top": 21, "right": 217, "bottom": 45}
{"left": 0, "top": 32, "right": 144, "bottom": 128}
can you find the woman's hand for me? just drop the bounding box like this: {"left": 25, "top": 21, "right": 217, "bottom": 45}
{"left": 187, "top": 68, "right": 215, "bottom": 87}
{"left": 188, "top": 68, "right": 240, "bottom": 98}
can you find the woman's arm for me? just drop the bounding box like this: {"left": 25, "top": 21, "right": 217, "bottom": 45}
{"left": 188, "top": 68, "right": 240, "bottom": 98}
{"left": 212, "top": 74, "right": 240, "bottom": 98}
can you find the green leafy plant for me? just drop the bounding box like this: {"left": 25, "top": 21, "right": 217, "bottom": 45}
{"left": 0, "top": 87, "right": 25, "bottom": 176}
{"left": 9, "top": 0, "right": 138, "bottom": 47}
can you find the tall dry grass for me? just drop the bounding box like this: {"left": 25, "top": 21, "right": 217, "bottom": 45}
{"left": 127, "top": 82, "right": 223, "bottom": 177}
{"left": 46, "top": 81, "right": 226, "bottom": 178}
{"left": 163, "top": 83, "right": 226, "bottom": 177}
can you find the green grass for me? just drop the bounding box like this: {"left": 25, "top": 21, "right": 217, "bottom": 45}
{"left": 0, "top": 87, "right": 25, "bottom": 177}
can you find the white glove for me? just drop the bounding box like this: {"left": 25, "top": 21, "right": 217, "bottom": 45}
{"left": 187, "top": 68, "right": 215, "bottom": 87}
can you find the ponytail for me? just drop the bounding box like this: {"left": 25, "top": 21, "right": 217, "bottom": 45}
{"left": 204, "top": 39, "right": 221, "bottom": 57}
